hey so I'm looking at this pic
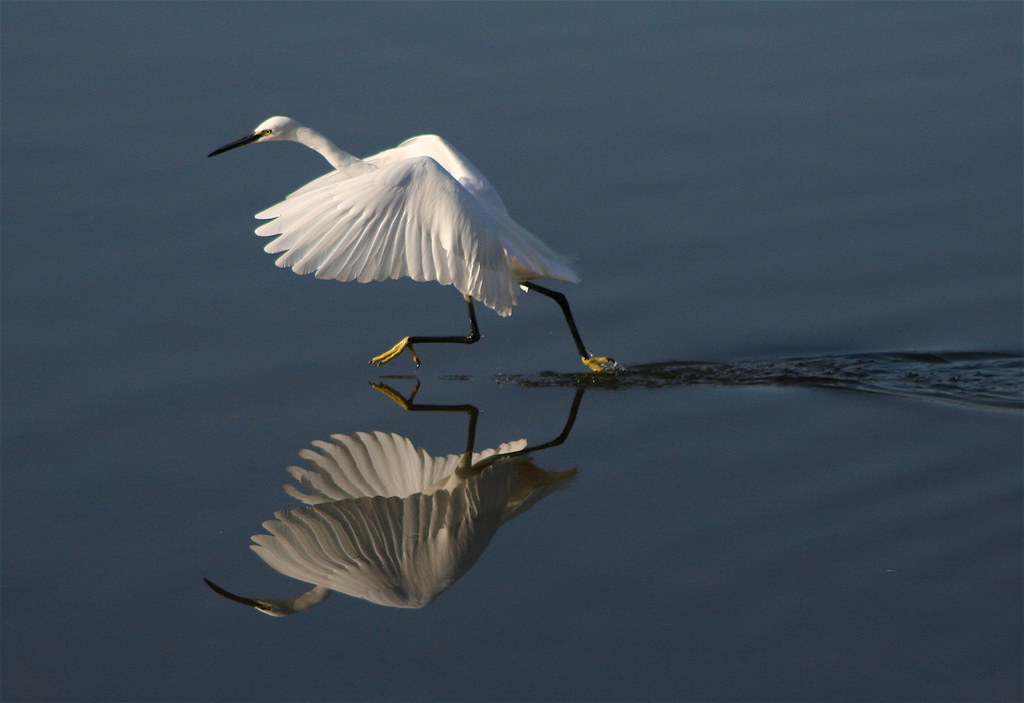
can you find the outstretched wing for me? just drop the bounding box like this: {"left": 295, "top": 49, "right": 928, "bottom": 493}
{"left": 366, "top": 136, "right": 579, "bottom": 284}
{"left": 282, "top": 430, "right": 528, "bottom": 504}
{"left": 364, "top": 134, "right": 509, "bottom": 216}
{"left": 254, "top": 156, "right": 519, "bottom": 315}
{"left": 251, "top": 464, "right": 514, "bottom": 608}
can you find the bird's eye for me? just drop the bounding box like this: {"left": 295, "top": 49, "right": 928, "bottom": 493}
{"left": 258, "top": 129, "right": 272, "bottom": 137}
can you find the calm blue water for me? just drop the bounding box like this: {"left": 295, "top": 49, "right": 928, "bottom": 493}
{"left": 2, "top": 3, "right": 1021, "bottom": 701}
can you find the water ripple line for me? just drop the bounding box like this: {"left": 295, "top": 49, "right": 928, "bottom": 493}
{"left": 498, "top": 352, "right": 1024, "bottom": 411}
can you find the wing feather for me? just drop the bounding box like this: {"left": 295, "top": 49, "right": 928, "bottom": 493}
{"left": 252, "top": 464, "right": 513, "bottom": 608}
{"left": 364, "top": 134, "right": 509, "bottom": 215}
{"left": 254, "top": 156, "right": 519, "bottom": 315}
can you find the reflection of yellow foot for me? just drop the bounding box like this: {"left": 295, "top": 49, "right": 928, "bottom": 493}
{"left": 370, "top": 337, "right": 421, "bottom": 367}
{"left": 370, "top": 381, "right": 419, "bottom": 409}
{"left": 582, "top": 355, "right": 621, "bottom": 372}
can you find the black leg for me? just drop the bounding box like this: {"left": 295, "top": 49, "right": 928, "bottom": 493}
{"left": 521, "top": 282, "right": 617, "bottom": 371}
{"left": 369, "top": 381, "right": 480, "bottom": 471}
{"left": 371, "top": 382, "right": 585, "bottom": 477}
{"left": 520, "top": 282, "right": 589, "bottom": 358}
{"left": 371, "top": 295, "right": 481, "bottom": 367}
{"left": 407, "top": 295, "right": 480, "bottom": 347}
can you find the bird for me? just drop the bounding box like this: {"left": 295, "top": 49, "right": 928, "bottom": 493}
{"left": 208, "top": 116, "right": 618, "bottom": 372}
{"left": 203, "top": 387, "right": 580, "bottom": 615}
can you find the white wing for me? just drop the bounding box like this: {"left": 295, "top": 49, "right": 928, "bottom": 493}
{"left": 364, "top": 134, "right": 509, "bottom": 215}
{"left": 282, "top": 430, "right": 527, "bottom": 504}
{"left": 255, "top": 156, "right": 520, "bottom": 315}
{"left": 366, "top": 136, "right": 579, "bottom": 283}
{"left": 252, "top": 463, "right": 514, "bottom": 608}
{"left": 500, "top": 218, "right": 580, "bottom": 283}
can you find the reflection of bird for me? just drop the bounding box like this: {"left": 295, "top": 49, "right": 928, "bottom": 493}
{"left": 204, "top": 578, "right": 331, "bottom": 617}
{"left": 205, "top": 386, "right": 583, "bottom": 615}
{"left": 206, "top": 432, "right": 575, "bottom": 614}
{"left": 208, "top": 116, "right": 617, "bottom": 371}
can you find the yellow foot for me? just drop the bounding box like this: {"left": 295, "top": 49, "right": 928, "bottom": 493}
{"left": 370, "top": 337, "right": 421, "bottom": 367}
{"left": 582, "top": 356, "right": 622, "bottom": 372}
{"left": 369, "top": 381, "right": 419, "bottom": 409}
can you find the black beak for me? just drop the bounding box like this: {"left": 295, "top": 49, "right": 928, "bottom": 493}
{"left": 203, "top": 578, "right": 262, "bottom": 608}
{"left": 208, "top": 132, "right": 262, "bottom": 157}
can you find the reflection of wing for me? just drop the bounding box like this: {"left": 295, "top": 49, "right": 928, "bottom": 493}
{"left": 283, "top": 430, "right": 527, "bottom": 504}
{"left": 244, "top": 429, "right": 575, "bottom": 609}
{"left": 253, "top": 462, "right": 514, "bottom": 608}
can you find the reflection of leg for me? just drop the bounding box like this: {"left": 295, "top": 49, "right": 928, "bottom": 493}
{"left": 520, "top": 282, "right": 617, "bottom": 372}
{"left": 515, "top": 387, "right": 585, "bottom": 456}
{"left": 535, "top": 386, "right": 585, "bottom": 451}
{"left": 371, "top": 295, "right": 481, "bottom": 367}
{"left": 371, "top": 384, "right": 584, "bottom": 478}
{"left": 369, "top": 381, "right": 480, "bottom": 470}
{"left": 477, "top": 387, "right": 585, "bottom": 488}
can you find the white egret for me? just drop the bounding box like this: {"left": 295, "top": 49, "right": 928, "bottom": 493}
{"left": 209, "top": 116, "right": 617, "bottom": 371}
{"left": 204, "top": 386, "right": 583, "bottom": 615}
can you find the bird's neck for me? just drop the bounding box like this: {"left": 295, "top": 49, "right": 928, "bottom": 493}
{"left": 294, "top": 126, "right": 373, "bottom": 174}
{"left": 291, "top": 585, "right": 332, "bottom": 612}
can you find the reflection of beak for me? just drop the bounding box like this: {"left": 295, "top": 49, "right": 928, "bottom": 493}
{"left": 208, "top": 132, "right": 262, "bottom": 157}
{"left": 204, "top": 577, "right": 330, "bottom": 616}
{"left": 203, "top": 577, "right": 266, "bottom": 610}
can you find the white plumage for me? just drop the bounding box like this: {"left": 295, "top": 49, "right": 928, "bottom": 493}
{"left": 204, "top": 430, "right": 574, "bottom": 614}
{"left": 209, "top": 116, "right": 615, "bottom": 370}
{"left": 254, "top": 149, "right": 576, "bottom": 315}
{"left": 255, "top": 432, "right": 529, "bottom": 609}
{"left": 283, "top": 429, "right": 527, "bottom": 502}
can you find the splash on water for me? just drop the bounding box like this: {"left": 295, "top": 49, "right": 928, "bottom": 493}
{"left": 499, "top": 352, "right": 1024, "bottom": 411}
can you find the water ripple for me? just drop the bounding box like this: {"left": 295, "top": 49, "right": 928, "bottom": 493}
{"left": 500, "top": 352, "right": 1024, "bottom": 410}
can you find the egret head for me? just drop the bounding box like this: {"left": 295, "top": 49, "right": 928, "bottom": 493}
{"left": 203, "top": 577, "right": 330, "bottom": 617}
{"left": 208, "top": 116, "right": 302, "bottom": 157}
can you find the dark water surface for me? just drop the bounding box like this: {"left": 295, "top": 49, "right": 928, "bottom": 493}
{"left": 3, "top": 3, "right": 1021, "bottom": 701}
{"left": 507, "top": 352, "right": 1024, "bottom": 409}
